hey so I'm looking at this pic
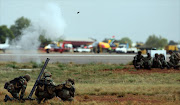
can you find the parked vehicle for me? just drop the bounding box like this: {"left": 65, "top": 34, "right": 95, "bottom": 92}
{"left": 115, "top": 43, "right": 138, "bottom": 53}
{"left": 74, "top": 45, "right": 91, "bottom": 52}
{"left": 165, "top": 45, "right": 179, "bottom": 53}
{"left": 58, "top": 42, "right": 73, "bottom": 53}
{"left": 44, "top": 43, "right": 60, "bottom": 53}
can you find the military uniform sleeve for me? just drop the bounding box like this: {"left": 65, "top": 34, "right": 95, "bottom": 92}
{"left": 50, "top": 80, "right": 56, "bottom": 86}
{"left": 20, "top": 81, "right": 27, "bottom": 99}
{"left": 134, "top": 55, "right": 137, "bottom": 60}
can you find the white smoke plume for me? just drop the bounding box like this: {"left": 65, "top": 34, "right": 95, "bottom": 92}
{"left": 12, "top": 2, "right": 66, "bottom": 63}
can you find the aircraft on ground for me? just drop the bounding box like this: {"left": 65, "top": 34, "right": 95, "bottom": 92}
{"left": 0, "top": 38, "right": 10, "bottom": 53}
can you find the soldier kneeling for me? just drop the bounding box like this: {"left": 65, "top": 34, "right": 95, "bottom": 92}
{"left": 4, "top": 74, "right": 31, "bottom": 102}
{"left": 152, "top": 53, "right": 163, "bottom": 69}
{"left": 56, "top": 78, "right": 75, "bottom": 101}
{"left": 143, "top": 53, "right": 152, "bottom": 69}
{"left": 133, "top": 51, "right": 144, "bottom": 69}
{"left": 35, "top": 72, "right": 56, "bottom": 103}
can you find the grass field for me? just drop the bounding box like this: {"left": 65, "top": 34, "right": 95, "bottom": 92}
{"left": 0, "top": 61, "right": 180, "bottom": 105}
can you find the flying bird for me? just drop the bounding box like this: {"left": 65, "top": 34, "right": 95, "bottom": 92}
{"left": 77, "top": 11, "right": 80, "bottom": 14}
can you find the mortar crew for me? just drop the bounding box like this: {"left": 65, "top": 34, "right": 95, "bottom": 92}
{"left": 60, "top": 78, "right": 75, "bottom": 101}
{"left": 143, "top": 53, "right": 152, "bottom": 69}
{"left": 168, "top": 50, "right": 180, "bottom": 69}
{"left": 133, "top": 51, "right": 144, "bottom": 69}
{"left": 152, "top": 53, "right": 163, "bottom": 69}
{"left": 4, "top": 74, "right": 31, "bottom": 102}
{"left": 159, "top": 54, "right": 170, "bottom": 69}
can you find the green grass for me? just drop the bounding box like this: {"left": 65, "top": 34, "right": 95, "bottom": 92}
{"left": 1, "top": 61, "right": 180, "bottom": 85}
{"left": 0, "top": 61, "right": 180, "bottom": 104}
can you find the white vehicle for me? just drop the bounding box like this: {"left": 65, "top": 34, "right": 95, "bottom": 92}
{"left": 127, "top": 48, "right": 138, "bottom": 53}
{"left": 115, "top": 44, "right": 138, "bottom": 53}
{"left": 115, "top": 44, "right": 127, "bottom": 53}
{"left": 0, "top": 38, "right": 10, "bottom": 53}
{"left": 74, "top": 47, "right": 91, "bottom": 52}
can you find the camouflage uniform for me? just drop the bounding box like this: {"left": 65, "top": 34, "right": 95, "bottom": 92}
{"left": 143, "top": 53, "right": 152, "bottom": 69}
{"left": 4, "top": 74, "right": 30, "bottom": 102}
{"left": 152, "top": 53, "right": 163, "bottom": 68}
{"left": 58, "top": 79, "right": 75, "bottom": 101}
{"left": 159, "top": 54, "right": 170, "bottom": 69}
{"left": 168, "top": 51, "right": 180, "bottom": 69}
{"left": 133, "top": 51, "right": 144, "bottom": 69}
{"left": 35, "top": 72, "right": 56, "bottom": 103}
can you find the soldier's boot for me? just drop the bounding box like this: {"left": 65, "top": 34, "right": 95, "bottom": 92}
{"left": 173, "top": 66, "right": 177, "bottom": 69}
{"left": 140, "top": 65, "right": 143, "bottom": 69}
{"left": 174, "top": 65, "right": 179, "bottom": 70}
{"left": 37, "top": 98, "right": 43, "bottom": 104}
{"left": 135, "top": 65, "right": 140, "bottom": 69}
{"left": 43, "top": 98, "right": 48, "bottom": 103}
{"left": 160, "top": 65, "right": 164, "bottom": 69}
{"left": 4, "top": 95, "right": 12, "bottom": 102}
{"left": 147, "top": 66, "right": 151, "bottom": 70}
{"left": 166, "top": 65, "right": 170, "bottom": 69}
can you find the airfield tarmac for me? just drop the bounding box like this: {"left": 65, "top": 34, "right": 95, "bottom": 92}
{"left": 0, "top": 51, "right": 170, "bottom": 64}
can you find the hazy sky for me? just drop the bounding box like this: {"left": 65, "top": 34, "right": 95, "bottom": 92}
{"left": 0, "top": 0, "right": 179, "bottom": 42}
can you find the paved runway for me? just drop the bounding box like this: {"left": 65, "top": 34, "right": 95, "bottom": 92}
{"left": 0, "top": 53, "right": 170, "bottom": 64}
{"left": 0, "top": 53, "right": 136, "bottom": 64}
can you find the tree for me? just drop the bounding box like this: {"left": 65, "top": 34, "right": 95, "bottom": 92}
{"left": 39, "top": 35, "right": 51, "bottom": 47}
{"left": 10, "top": 16, "right": 31, "bottom": 38}
{"left": 0, "top": 25, "right": 14, "bottom": 43}
{"left": 145, "top": 35, "right": 168, "bottom": 49}
{"left": 102, "top": 38, "right": 109, "bottom": 43}
{"left": 168, "top": 40, "right": 178, "bottom": 45}
{"left": 119, "top": 37, "right": 132, "bottom": 47}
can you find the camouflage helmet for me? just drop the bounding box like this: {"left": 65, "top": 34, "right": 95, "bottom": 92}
{"left": 24, "top": 74, "right": 31, "bottom": 82}
{"left": 43, "top": 72, "right": 52, "bottom": 77}
{"left": 147, "top": 53, "right": 150, "bottom": 56}
{"left": 160, "top": 54, "right": 164, "bottom": 57}
{"left": 155, "top": 53, "right": 159, "bottom": 57}
{"left": 138, "top": 51, "right": 142, "bottom": 55}
{"left": 67, "top": 78, "right": 75, "bottom": 85}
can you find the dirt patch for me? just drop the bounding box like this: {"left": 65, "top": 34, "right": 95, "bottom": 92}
{"left": 75, "top": 94, "right": 164, "bottom": 104}
{"left": 103, "top": 65, "right": 180, "bottom": 74}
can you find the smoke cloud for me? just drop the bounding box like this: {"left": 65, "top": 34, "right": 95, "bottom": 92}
{"left": 12, "top": 2, "right": 66, "bottom": 63}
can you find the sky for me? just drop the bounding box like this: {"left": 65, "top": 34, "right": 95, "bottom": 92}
{"left": 0, "top": 0, "right": 180, "bottom": 42}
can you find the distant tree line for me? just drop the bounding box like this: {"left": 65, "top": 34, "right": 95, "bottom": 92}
{"left": 103, "top": 35, "right": 179, "bottom": 49}
{"left": 0, "top": 16, "right": 53, "bottom": 46}
{"left": 0, "top": 16, "right": 179, "bottom": 48}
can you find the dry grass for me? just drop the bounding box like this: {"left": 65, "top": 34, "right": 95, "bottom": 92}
{"left": 0, "top": 62, "right": 180, "bottom": 104}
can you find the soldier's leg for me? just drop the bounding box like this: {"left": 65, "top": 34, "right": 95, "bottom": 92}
{"left": 147, "top": 60, "right": 152, "bottom": 69}
{"left": 133, "top": 60, "right": 139, "bottom": 69}
{"left": 163, "top": 60, "right": 170, "bottom": 69}
{"left": 174, "top": 61, "right": 180, "bottom": 69}
{"left": 67, "top": 97, "right": 74, "bottom": 101}
{"left": 37, "top": 98, "right": 44, "bottom": 104}
{"left": 11, "top": 92, "right": 19, "bottom": 99}
{"left": 4, "top": 92, "right": 19, "bottom": 102}
{"left": 158, "top": 60, "right": 163, "bottom": 69}
{"left": 4, "top": 95, "right": 12, "bottom": 102}
{"left": 36, "top": 93, "right": 44, "bottom": 104}
{"left": 59, "top": 89, "right": 73, "bottom": 101}
{"left": 140, "top": 60, "right": 144, "bottom": 69}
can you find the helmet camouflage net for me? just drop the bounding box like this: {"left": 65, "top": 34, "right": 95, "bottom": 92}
{"left": 155, "top": 53, "right": 159, "bottom": 57}
{"left": 24, "top": 74, "right": 31, "bottom": 82}
{"left": 67, "top": 78, "right": 75, "bottom": 85}
{"left": 43, "top": 72, "right": 52, "bottom": 77}
{"left": 138, "top": 51, "right": 142, "bottom": 55}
